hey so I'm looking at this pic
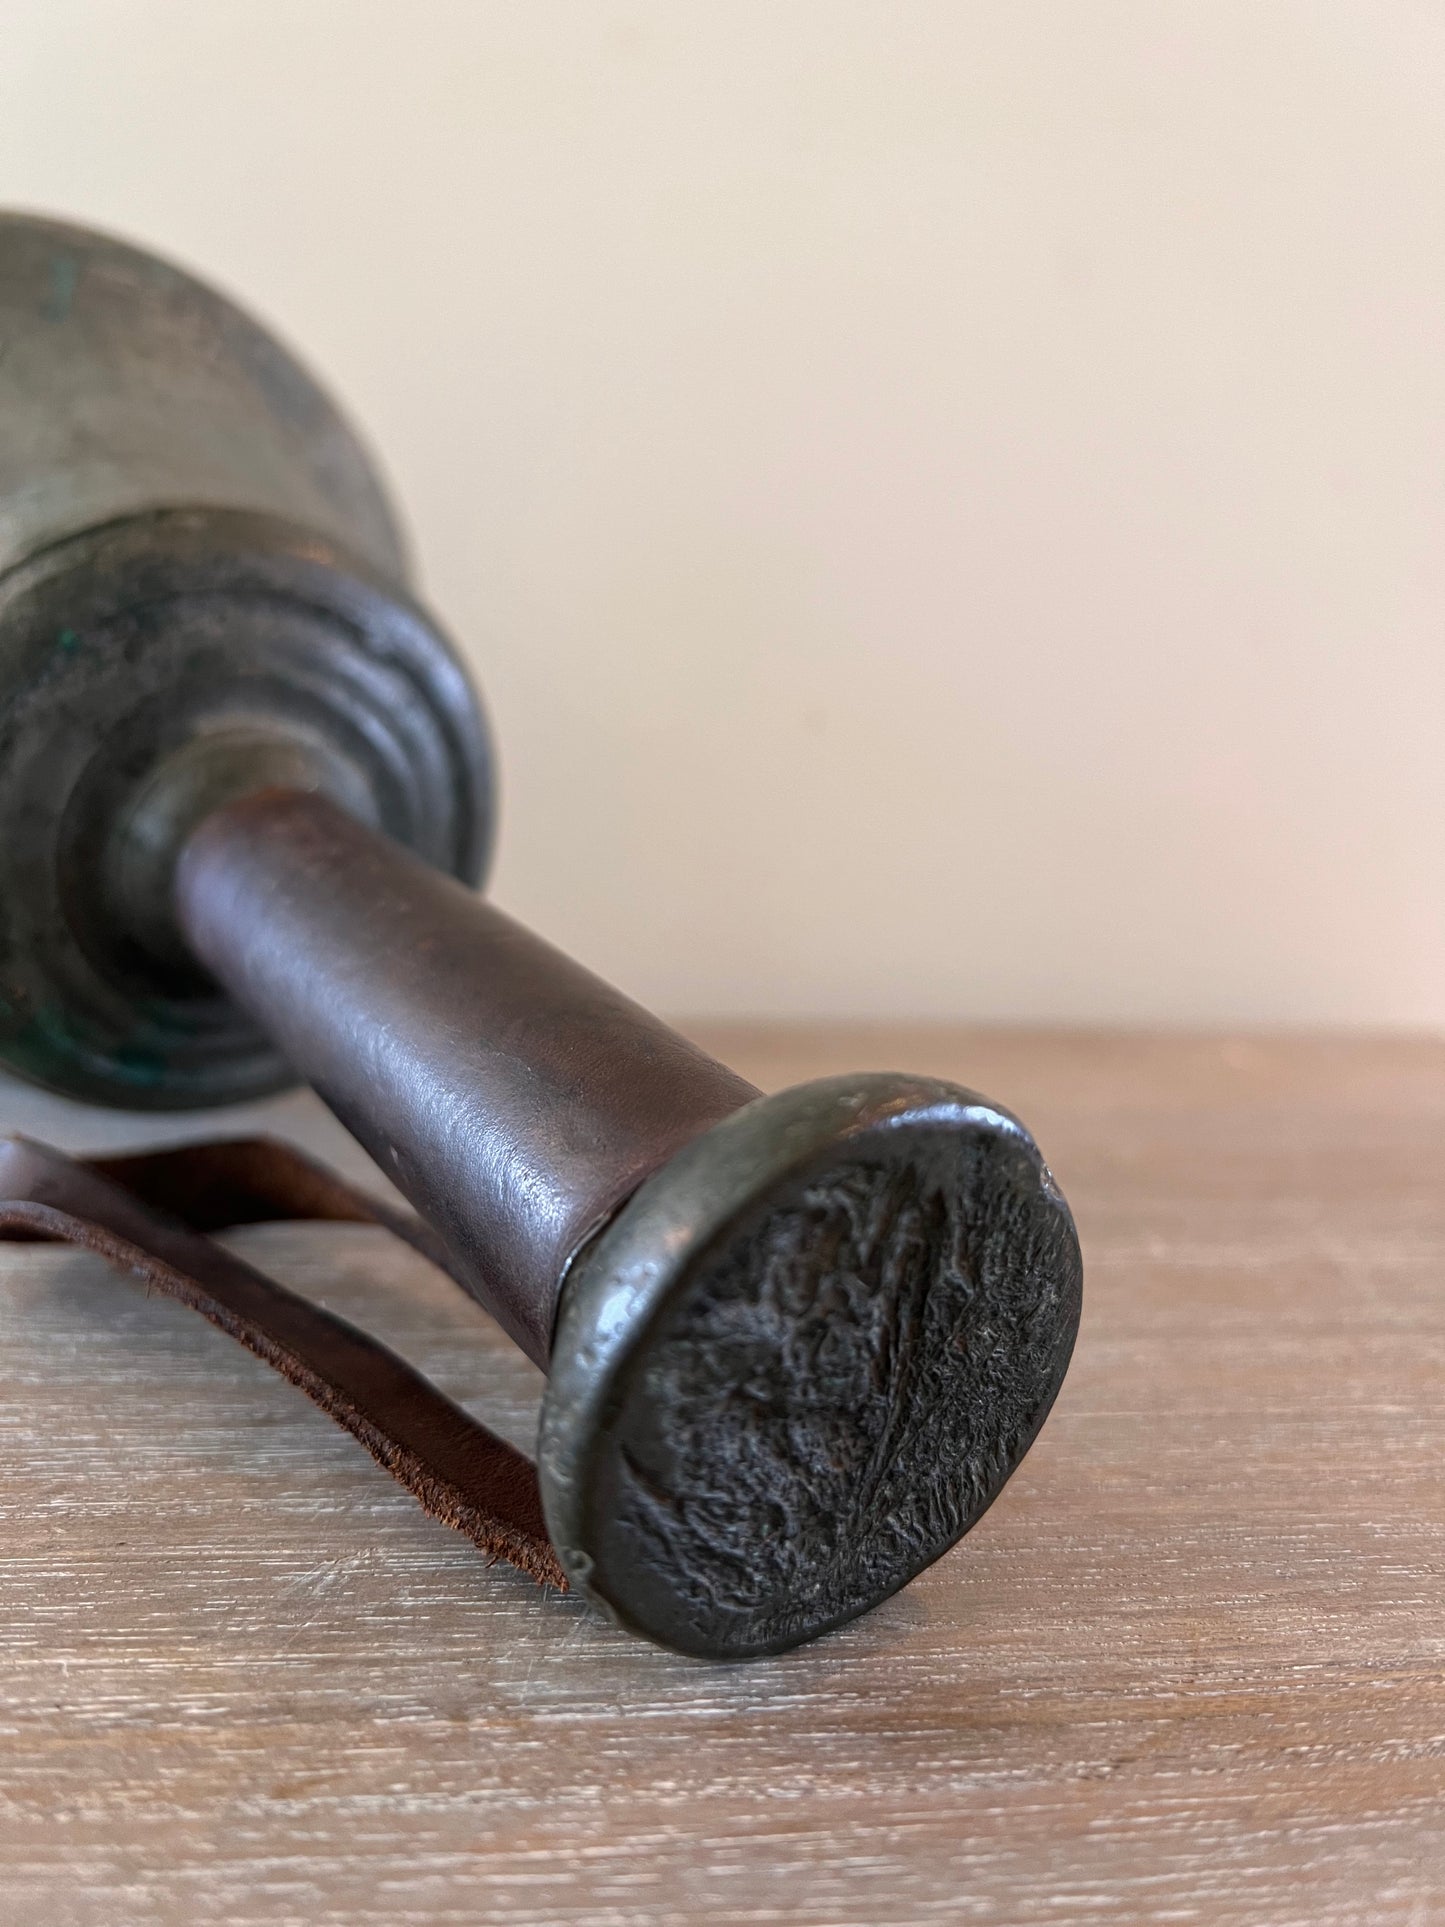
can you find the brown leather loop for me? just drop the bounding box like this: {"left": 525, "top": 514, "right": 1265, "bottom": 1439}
{"left": 0, "top": 1133, "right": 565, "bottom": 1591}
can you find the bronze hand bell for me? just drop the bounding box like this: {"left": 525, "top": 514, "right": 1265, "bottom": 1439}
{"left": 0, "top": 213, "right": 1081, "bottom": 1657}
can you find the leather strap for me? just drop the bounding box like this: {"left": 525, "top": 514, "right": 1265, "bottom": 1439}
{"left": 0, "top": 1133, "right": 565, "bottom": 1590}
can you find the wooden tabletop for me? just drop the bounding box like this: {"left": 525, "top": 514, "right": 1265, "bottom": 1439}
{"left": 0, "top": 1026, "right": 1440, "bottom": 1926}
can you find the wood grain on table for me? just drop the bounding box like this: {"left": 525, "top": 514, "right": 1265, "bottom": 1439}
{"left": 0, "top": 1027, "right": 1441, "bottom": 1926}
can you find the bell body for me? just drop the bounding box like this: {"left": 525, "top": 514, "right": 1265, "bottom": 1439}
{"left": 0, "top": 210, "right": 405, "bottom": 586}
{"left": 0, "top": 213, "right": 492, "bottom": 1108}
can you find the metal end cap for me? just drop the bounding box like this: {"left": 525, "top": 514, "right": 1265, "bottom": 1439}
{"left": 539, "top": 1072, "right": 1082, "bottom": 1660}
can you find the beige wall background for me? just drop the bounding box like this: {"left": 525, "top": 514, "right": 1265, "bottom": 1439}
{"left": 2, "top": 2, "right": 1440, "bottom": 1027}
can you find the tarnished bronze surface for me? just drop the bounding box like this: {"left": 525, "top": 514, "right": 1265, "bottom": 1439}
{"left": 0, "top": 211, "right": 404, "bottom": 582}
